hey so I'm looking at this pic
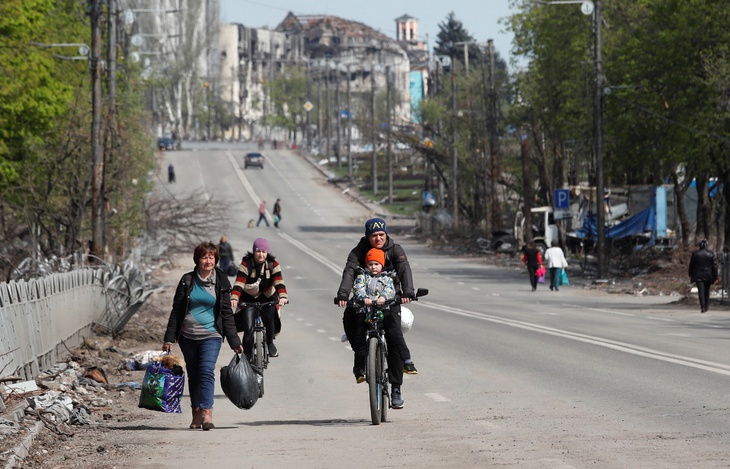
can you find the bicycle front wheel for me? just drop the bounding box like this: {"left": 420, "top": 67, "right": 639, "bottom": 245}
{"left": 367, "top": 336, "right": 383, "bottom": 425}
{"left": 254, "top": 329, "right": 265, "bottom": 397}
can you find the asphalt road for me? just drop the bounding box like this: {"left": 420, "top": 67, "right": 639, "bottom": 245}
{"left": 139, "top": 142, "right": 730, "bottom": 469}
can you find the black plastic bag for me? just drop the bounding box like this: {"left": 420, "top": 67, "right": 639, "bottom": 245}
{"left": 220, "top": 353, "right": 260, "bottom": 409}
{"left": 227, "top": 263, "right": 238, "bottom": 277}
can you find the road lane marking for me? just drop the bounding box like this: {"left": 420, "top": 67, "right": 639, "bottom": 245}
{"left": 277, "top": 231, "right": 342, "bottom": 275}
{"left": 418, "top": 301, "right": 730, "bottom": 377}
{"left": 227, "top": 152, "right": 262, "bottom": 207}
{"left": 586, "top": 307, "right": 634, "bottom": 317}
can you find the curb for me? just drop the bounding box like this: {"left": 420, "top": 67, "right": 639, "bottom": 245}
{"left": 2, "top": 420, "right": 42, "bottom": 469}
{"left": 2, "top": 399, "right": 42, "bottom": 469}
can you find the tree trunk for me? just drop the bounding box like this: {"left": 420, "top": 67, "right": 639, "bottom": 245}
{"left": 521, "top": 133, "right": 533, "bottom": 244}
{"left": 718, "top": 166, "right": 730, "bottom": 252}
{"left": 695, "top": 172, "right": 710, "bottom": 240}
{"left": 671, "top": 171, "right": 690, "bottom": 249}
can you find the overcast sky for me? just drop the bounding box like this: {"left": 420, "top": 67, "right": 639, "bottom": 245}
{"left": 219, "top": 0, "right": 522, "bottom": 70}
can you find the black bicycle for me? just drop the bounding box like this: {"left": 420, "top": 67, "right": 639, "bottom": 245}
{"left": 342, "top": 288, "right": 428, "bottom": 425}
{"left": 238, "top": 300, "right": 279, "bottom": 397}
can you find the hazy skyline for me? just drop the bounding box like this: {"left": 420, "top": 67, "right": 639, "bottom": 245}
{"left": 219, "top": 0, "right": 521, "bottom": 69}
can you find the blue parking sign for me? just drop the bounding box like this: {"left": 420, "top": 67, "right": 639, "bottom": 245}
{"left": 554, "top": 189, "right": 569, "bottom": 209}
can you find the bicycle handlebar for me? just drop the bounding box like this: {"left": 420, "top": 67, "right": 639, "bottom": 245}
{"left": 333, "top": 287, "right": 428, "bottom": 307}
{"left": 240, "top": 300, "right": 279, "bottom": 307}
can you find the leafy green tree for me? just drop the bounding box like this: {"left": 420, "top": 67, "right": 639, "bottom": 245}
{"left": 434, "top": 12, "right": 478, "bottom": 68}
{"left": 268, "top": 65, "right": 307, "bottom": 143}
{"left": 0, "top": 0, "right": 73, "bottom": 186}
{"left": 506, "top": 0, "right": 730, "bottom": 249}
{"left": 0, "top": 0, "right": 156, "bottom": 277}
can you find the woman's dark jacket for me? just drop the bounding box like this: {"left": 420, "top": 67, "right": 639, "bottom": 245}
{"left": 336, "top": 235, "right": 414, "bottom": 301}
{"left": 163, "top": 266, "right": 242, "bottom": 349}
{"left": 689, "top": 247, "right": 718, "bottom": 283}
{"left": 218, "top": 241, "right": 234, "bottom": 260}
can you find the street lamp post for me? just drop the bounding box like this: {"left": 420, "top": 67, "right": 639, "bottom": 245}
{"left": 450, "top": 52, "right": 459, "bottom": 227}
{"left": 593, "top": 0, "right": 606, "bottom": 279}
{"left": 306, "top": 60, "right": 312, "bottom": 151}
{"left": 539, "top": 0, "right": 604, "bottom": 277}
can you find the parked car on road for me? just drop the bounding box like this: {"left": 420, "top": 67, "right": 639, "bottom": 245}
{"left": 158, "top": 137, "right": 179, "bottom": 151}
{"left": 244, "top": 152, "right": 264, "bottom": 169}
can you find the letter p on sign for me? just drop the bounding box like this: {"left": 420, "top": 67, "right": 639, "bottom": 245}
{"left": 555, "top": 189, "right": 569, "bottom": 209}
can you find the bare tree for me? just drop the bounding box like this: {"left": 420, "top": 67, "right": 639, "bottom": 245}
{"left": 144, "top": 191, "right": 230, "bottom": 253}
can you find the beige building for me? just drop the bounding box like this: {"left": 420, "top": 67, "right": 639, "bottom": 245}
{"left": 218, "top": 12, "right": 413, "bottom": 145}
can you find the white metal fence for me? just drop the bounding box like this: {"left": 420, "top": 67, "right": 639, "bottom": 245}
{"left": 0, "top": 257, "right": 152, "bottom": 381}
{"left": 0, "top": 270, "right": 106, "bottom": 380}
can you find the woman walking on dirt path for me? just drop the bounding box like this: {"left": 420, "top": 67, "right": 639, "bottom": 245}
{"left": 162, "top": 242, "right": 243, "bottom": 430}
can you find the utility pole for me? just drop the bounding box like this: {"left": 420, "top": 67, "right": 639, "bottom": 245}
{"left": 487, "top": 39, "right": 501, "bottom": 230}
{"left": 480, "top": 44, "right": 492, "bottom": 234}
{"left": 386, "top": 66, "right": 393, "bottom": 203}
{"left": 450, "top": 56, "right": 459, "bottom": 226}
{"left": 306, "top": 60, "right": 312, "bottom": 151}
{"left": 371, "top": 63, "right": 378, "bottom": 196}
{"left": 104, "top": 0, "right": 119, "bottom": 255}
{"left": 454, "top": 41, "right": 471, "bottom": 75}
{"left": 325, "top": 63, "right": 331, "bottom": 156}
{"left": 89, "top": 0, "right": 104, "bottom": 261}
{"left": 594, "top": 0, "right": 606, "bottom": 278}
{"left": 317, "top": 65, "right": 322, "bottom": 150}
{"left": 335, "top": 65, "right": 341, "bottom": 163}
{"left": 346, "top": 63, "right": 352, "bottom": 179}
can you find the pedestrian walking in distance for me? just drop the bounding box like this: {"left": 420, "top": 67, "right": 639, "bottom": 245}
{"left": 256, "top": 200, "right": 269, "bottom": 227}
{"left": 688, "top": 239, "right": 718, "bottom": 313}
{"left": 273, "top": 199, "right": 282, "bottom": 228}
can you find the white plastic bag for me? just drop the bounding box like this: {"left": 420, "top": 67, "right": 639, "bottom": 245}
{"left": 400, "top": 307, "right": 414, "bottom": 333}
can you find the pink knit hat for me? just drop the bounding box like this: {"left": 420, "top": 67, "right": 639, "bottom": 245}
{"left": 252, "top": 238, "right": 270, "bottom": 252}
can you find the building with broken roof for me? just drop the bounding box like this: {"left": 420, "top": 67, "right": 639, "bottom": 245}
{"left": 218, "top": 12, "right": 414, "bottom": 150}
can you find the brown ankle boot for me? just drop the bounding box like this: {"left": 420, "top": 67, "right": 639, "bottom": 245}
{"left": 201, "top": 408, "right": 215, "bottom": 431}
{"left": 189, "top": 407, "right": 202, "bottom": 429}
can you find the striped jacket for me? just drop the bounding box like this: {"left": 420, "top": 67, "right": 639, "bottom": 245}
{"left": 230, "top": 253, "right": 288, "bottom": 302}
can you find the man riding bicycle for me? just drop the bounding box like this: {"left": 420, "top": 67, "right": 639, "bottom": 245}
{"left": 230, "top": 238, "right": 288, "bottom": 359}
{"left": 336, "top": 218, "right": 417, "bottom": 409}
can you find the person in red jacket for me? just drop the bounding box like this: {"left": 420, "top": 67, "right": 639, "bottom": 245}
{"left": 522, "top": 241, "right": 543, "bottom": 291}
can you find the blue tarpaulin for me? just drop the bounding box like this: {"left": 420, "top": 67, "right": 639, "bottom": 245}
{"left": 573, "top": 196, "right": 656, "bottom": 241}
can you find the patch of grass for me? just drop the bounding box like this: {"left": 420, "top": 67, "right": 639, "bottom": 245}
{"left": 323, "top": 155, "right": 425, "bottom": 217}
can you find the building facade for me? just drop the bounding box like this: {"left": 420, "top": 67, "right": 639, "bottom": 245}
{"left": 219, "top": 12, "right": 415, "bottom": 145}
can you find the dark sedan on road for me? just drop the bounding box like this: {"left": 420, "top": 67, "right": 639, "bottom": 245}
{"left": 244, "top": 152, "right": 264, "bottom": 169}
{"left": 158, "top": 137, "right": 180, "bottom": 151}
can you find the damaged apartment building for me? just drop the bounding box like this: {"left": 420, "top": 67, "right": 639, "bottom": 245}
{"left": 219, "top": 12, "right": 423, "bottom": 147}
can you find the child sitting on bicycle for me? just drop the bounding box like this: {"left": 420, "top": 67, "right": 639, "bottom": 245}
{"left": 351, "top": 248, "right": 417, "bottom": 384}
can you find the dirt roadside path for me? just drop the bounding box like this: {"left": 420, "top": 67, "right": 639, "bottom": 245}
{"left": 2, "top": 254, "right": 189, "bottom": 468}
